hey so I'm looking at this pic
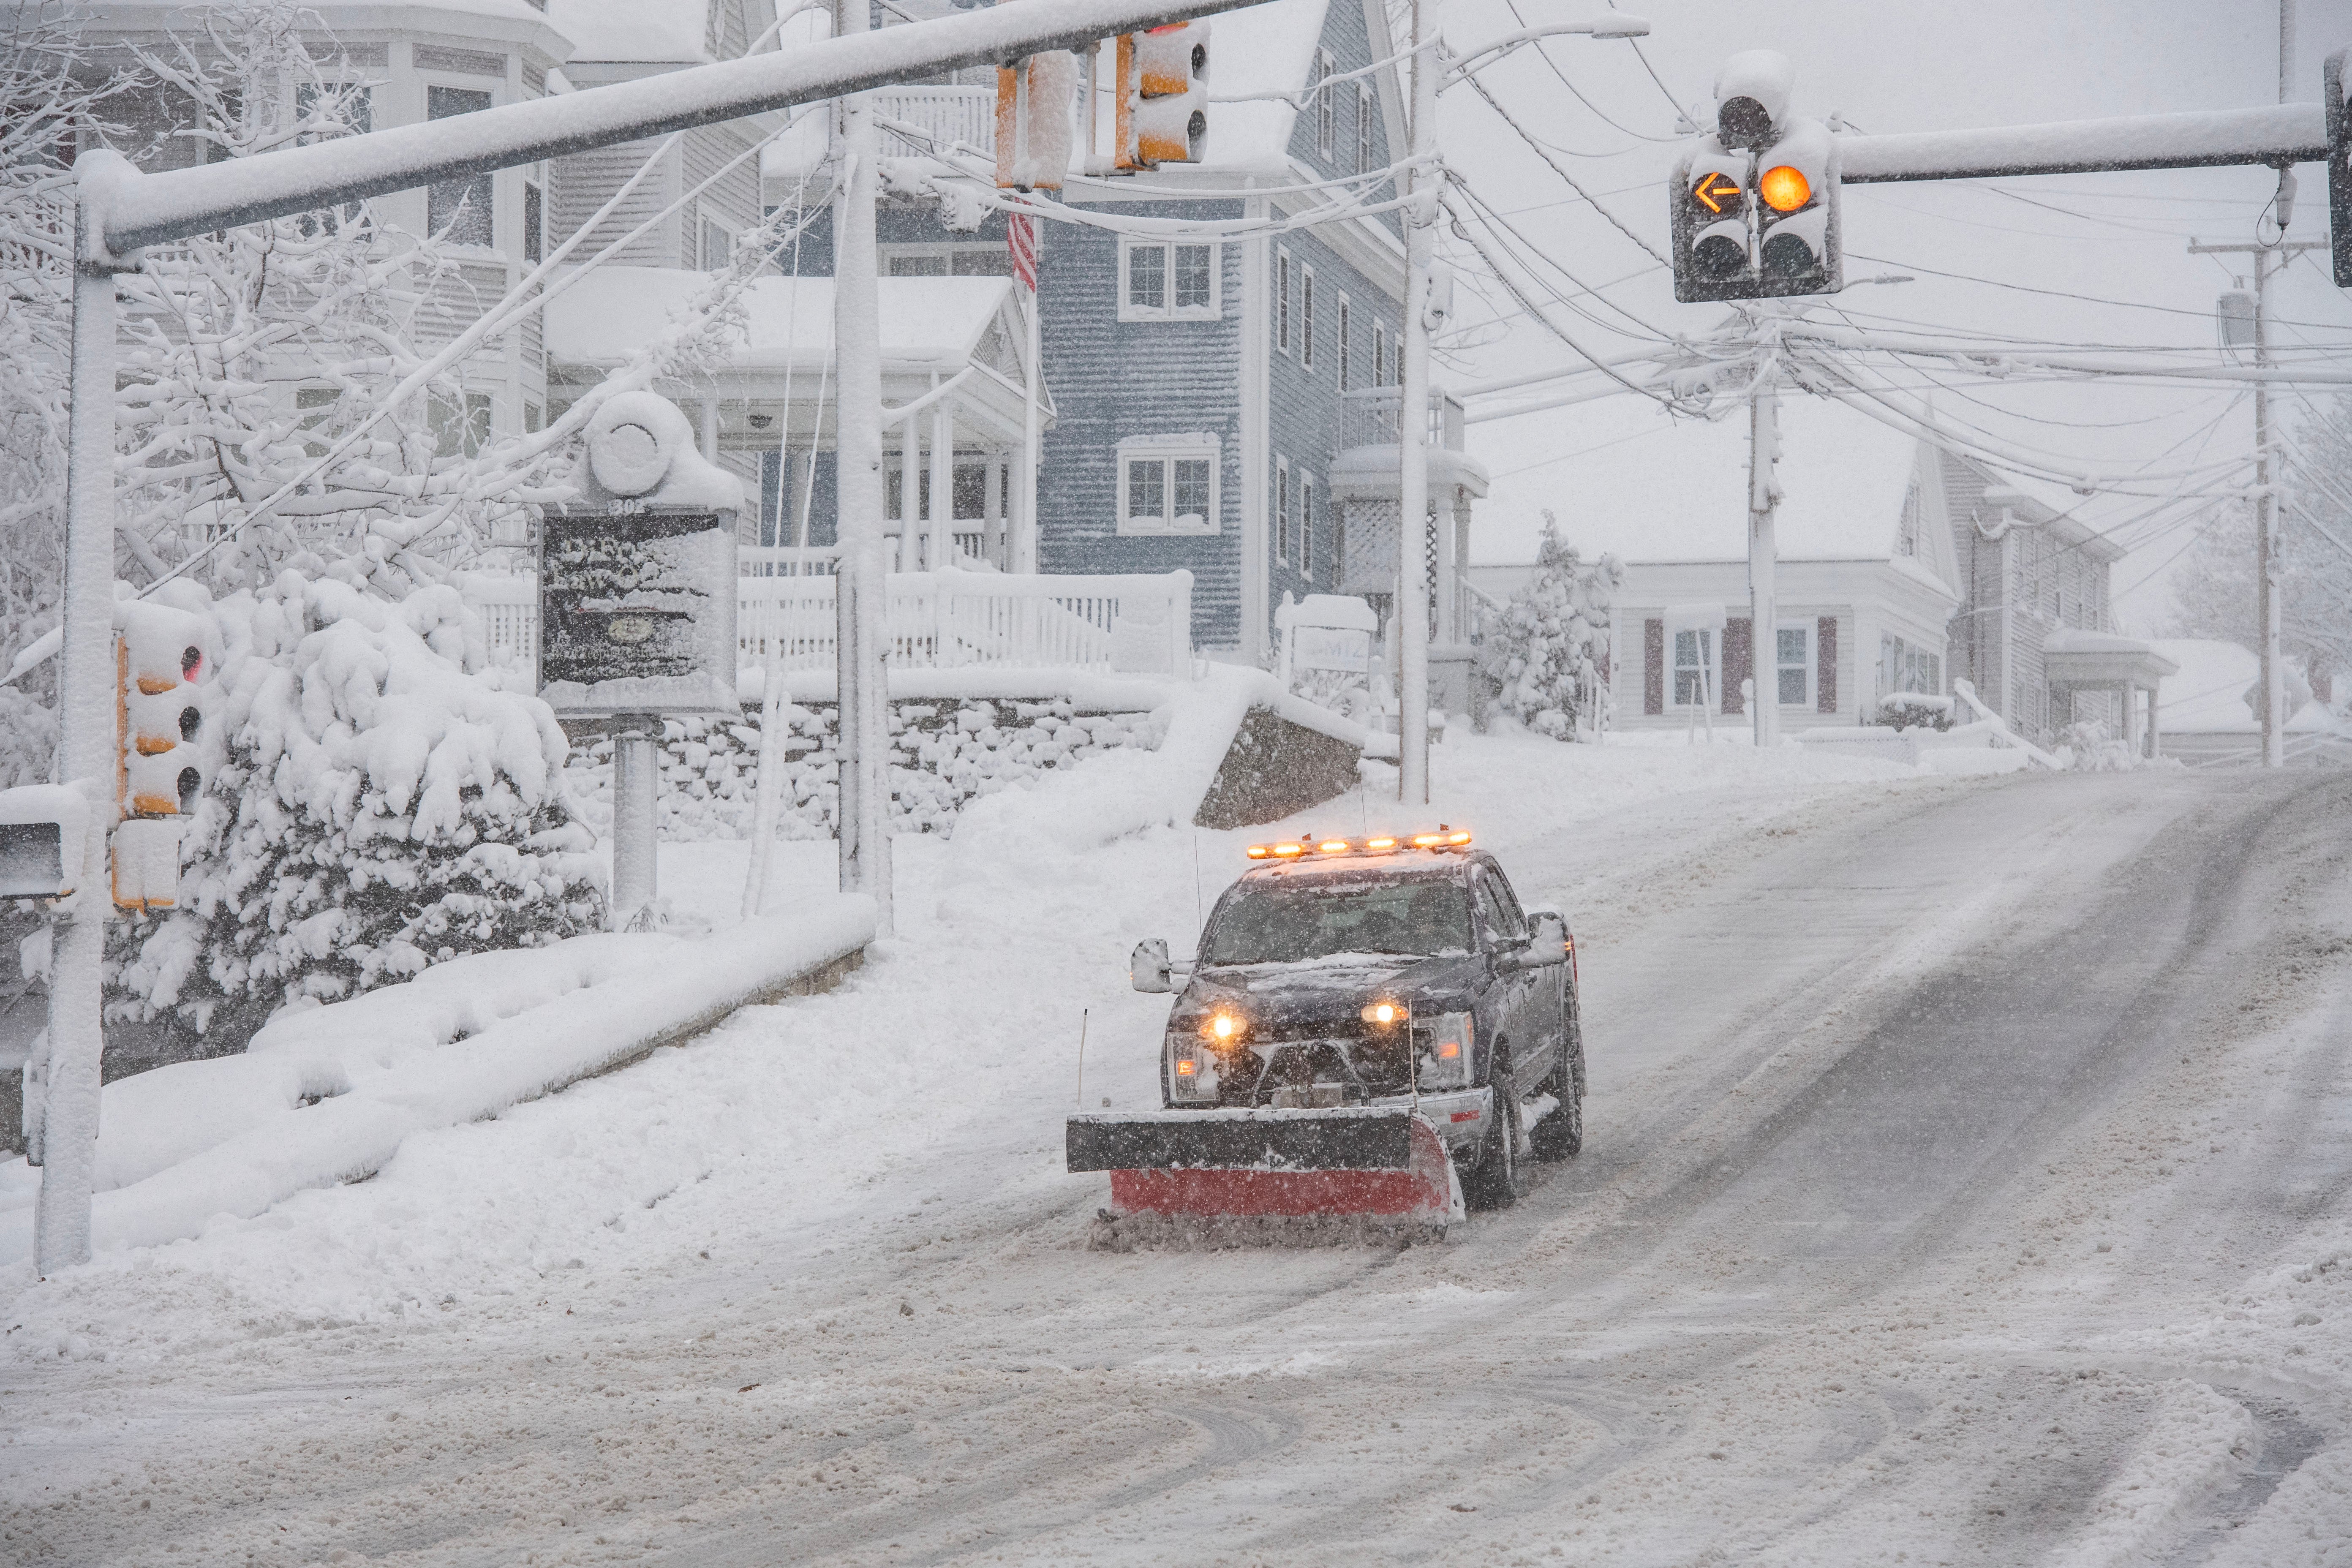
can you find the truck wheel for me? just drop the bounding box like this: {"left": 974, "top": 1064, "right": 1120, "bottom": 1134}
{"left": 1530, "top": 996, "right": 1585, "bottom": 1161}
{"left": 1463, "top": 1078, "right": 1528, "bottom": 1211}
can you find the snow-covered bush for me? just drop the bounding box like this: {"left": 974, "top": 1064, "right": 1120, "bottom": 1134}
{"left": 1478, "top": 512, "right": 1622, "bottom": 740}
{"left": 106, "top": 576, "right": 603, "bottom": 1034}
{"left": 2054, "top": 719, "right": 2145, "bottom": 772}
{"left": 1876, "top": 692, "right": 1954, "bottom": 732}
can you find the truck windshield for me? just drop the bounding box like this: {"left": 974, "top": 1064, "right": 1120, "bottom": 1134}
{"left": 1201, "top": 877, "right": 1474, "bottom": 964}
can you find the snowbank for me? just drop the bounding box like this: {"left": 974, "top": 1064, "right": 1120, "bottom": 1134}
{"left": 0, "top": 901, "right": 874, "bottom": 1265}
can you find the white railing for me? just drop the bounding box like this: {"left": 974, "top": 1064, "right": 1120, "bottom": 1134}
{"left": 874, "top": 85, "right": 997, "bottom": 158}
{"left": 742, "top": 569, "right": 1193, "bottom": 677}
{"left": 1339, "top": 387, "right": 1469, "bottom": 452}
{"left": 740, "top": 545, "right": 839, "bottom": 577}
{"left": 471, "top": 569, "right": 1195, "bottom": 686}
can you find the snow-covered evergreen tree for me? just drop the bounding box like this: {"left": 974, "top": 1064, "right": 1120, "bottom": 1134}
{"left": 1478, "top": 512, "right": 1621, "bottom": 740}
{"left": 105, "top": 577, "right": 603, "bottom": 1035}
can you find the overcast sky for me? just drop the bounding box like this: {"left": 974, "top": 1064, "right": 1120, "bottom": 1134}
{"left": 1442, "top": 0, "right": 2352, "bottom": 631}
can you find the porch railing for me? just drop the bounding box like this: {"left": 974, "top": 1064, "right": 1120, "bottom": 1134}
{"left": 465, "top": 568, "right": 1195, "bottom": 688}
{"left": 874, "top": 85, "right": 997, "bottom": 158}
{"left": 1339, "top": 387, "right": 1468, "bottom": 452}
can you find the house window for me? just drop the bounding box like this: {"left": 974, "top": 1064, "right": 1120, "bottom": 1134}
{"left": 523, "top": 180, "right": 543, "bottom": 264}
{"left": 1276, "top": 248, "right": 1292, "bottom": 354}
{"left": 425, "top": 86, "right": 494, "bottom": 247}
{"left": 1880, "top": 633, "right": 1942, "bottom": 697}
{"left": 1301, "top": 474, "right": 1316, "bottom": 578}
{"left": 1119, "top": 239, "right": 1217, "bottom": 319}
{"left": 1673, "top": 628, "right": 1715, "bottom": 708}
{"left": 1274, "top": 456, "right": 1291, "bottom": 563}
{"left": 701, "top": 212, "right": 733, "bottom": 272}
{"left": 1315, "top": 49, "right": 1336, "bottom": 158}
{"left": 1775, "top": 621, "right": 1813, "bottom": 707}
{"left": 1300, "top": 267, "right": 1315, "bottom": 370}
{"left": 1118, "top": 436, "right": 1219, "bottom": 534}
{"left": 430, "top": 391, "right": 493, "bottom": 458}
{"left": 524, "top": 402, "right": 543, "bottom": 434}
{"left": 1373, "top": 321, "right": 1387, "bottom": 387}
{"left": 1356, "top": 90, "right": 1374, "bottom": 175}
{"left": 296, "top": 386, "right": 338, "bottom": 458}
{"left": 1897, "top": 480, "right": 1920, "bottom": 557}
{"left": 1337, "top": 296, "right": 1352, "bottom": 390}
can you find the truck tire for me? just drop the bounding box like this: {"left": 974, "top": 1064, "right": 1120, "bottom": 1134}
{"left": 1531, "top": 992, "right": 1585, "bottom": 1161}
{"left": 1462, "top": 1076, "right": 1528, "bottom": 1211}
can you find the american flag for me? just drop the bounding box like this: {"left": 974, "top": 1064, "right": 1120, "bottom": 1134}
{"left": 1007, "top": 211, "right": 1037, "bottom": 293}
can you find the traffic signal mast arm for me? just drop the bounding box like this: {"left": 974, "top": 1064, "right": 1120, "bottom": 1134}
{"left": 80, "top": 0, "right": 1274, "bottom": 256}
{"left": 1835, "top": 102, "right": 2326, "bottom": 184}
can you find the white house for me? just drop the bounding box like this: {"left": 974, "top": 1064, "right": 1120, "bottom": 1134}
{"left": 1467, "top": 398, "right": 1962, "bottom": 732}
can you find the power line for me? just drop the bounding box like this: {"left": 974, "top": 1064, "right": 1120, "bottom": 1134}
{"left": 1460, "top": 71, "right": 1669, "bottom": 267}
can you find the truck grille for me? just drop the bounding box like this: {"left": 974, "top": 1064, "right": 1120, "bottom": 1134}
{"left": 1213, "top": 1029, "right": 1416, "bottom": 1106}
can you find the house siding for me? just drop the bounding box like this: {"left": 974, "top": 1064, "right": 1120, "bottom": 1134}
{"left": 1035, "top": 201, "right": 1247, "bottom": 648}
{"left": 553, "top": 136, "right": 678, "bottom": 267}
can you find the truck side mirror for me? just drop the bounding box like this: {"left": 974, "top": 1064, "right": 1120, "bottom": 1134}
{"left": 1131, "top": 937, "right": 1173, "bottom": 993}
{"left": 1505, "top": 913, "right": 1568, "bottom": 971}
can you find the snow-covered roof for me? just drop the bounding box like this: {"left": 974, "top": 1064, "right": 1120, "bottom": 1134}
{"left": 547, "top": 0, "right": 710, "bottom": 62}
{"left": 545, "top": 265, "right": 1013, "bottom": 370}
{"left": 1516, "top": 397, "right": 1924, "bottom": 566}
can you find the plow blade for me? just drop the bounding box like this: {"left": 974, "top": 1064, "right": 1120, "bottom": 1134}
{"left": 1068, "top": 1108, "right": 1459, "bottom": 1244}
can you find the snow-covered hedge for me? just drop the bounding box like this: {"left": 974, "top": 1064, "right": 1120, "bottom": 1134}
{"left": 565, "top": 698, "right": 1168, "bottom": 841}
{"left": 106, "top": 576, "right": 604, "bottom": 1034}
{"left": 1478, "top": 513, "right": 1622, "bottom": 740}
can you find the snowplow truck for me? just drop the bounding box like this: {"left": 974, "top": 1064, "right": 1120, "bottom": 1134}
{"left": 1067, "top": 830, "right": 1584, "bottom": 1244}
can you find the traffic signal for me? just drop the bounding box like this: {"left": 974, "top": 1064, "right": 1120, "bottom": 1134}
{"left": 995, "top": 49, "right": 1077, "bottom": 192}
{"left": 1669, "top": 50, "right": 1842, "bottom": 303}
{"left": 112, "top": 599, "right": 212, "bottom": 911}
{"left": 1115, "top": 22, "right": 1208, "bottom": 170}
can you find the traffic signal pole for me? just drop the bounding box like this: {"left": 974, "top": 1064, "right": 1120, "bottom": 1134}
{"left": 33, "top": 186, "right": 134, "bottom": 1276}
{"left": 1396, "top": 0, "right": 1436, "bottom": 806}
{"left": 834, "top": 0, "right": 893, "bottom": 935}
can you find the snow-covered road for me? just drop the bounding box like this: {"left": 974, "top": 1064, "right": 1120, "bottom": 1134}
{"left": 8, "top": 756, "right": 2352, "bottom": 1565}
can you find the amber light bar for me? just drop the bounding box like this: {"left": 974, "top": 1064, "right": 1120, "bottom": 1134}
{"left": 1245, "top": 828, "right": 1473, "bottom": 860}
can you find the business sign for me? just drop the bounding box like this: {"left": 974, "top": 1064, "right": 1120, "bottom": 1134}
{"left": 1292, "top": 624, "right": 1371, "bottom": 675}
{"left": 538, "top": 504, "right": 739, "bottom": 717}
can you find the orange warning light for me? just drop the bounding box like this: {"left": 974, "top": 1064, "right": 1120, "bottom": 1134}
{"left": 1759, "top": 164, "right": 1811, "bottom": 212}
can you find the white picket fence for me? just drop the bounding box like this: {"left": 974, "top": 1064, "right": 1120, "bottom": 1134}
{"left": 462, "top": 568, "right": 1194, "bottom": 688}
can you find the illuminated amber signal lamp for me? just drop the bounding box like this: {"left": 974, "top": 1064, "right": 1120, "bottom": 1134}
{"left": 1434, "top": 1039, "right": 1461, "bottom": 1061}
{"left": 1245, "top": 829, "right": 1469, "bottom": 860}
{"left": 1361, "top": 1001, "right": 1401, "bottom": 1025}
{"left": 1691, "top": 170, "right": 1741, "bottom": 215}
{"left": 1759, "top": 164, "right": 1811, "bottom": 213}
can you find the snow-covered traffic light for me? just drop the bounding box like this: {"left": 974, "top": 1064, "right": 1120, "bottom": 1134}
{"left": 1116, "top": 22, "right": 1208, "bottom": 170}
{"left": 995, "top": 50, "right": 1078, "bottom": 192}
{"left": 112, "top": 599, "right": 212, "bottom": 911}
{"left": 1670, "top": 51, "right": 1841, "bottom": 303}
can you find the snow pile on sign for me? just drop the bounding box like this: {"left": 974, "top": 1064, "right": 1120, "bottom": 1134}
{"left": 1, "top": 901, "right": 873, "bottom": 1266}
{"left": 106, "top": 575, "right": 604, "bottom": 1036}
{"left": 1478, "top": 514, "right": 1621, "bottom": 740}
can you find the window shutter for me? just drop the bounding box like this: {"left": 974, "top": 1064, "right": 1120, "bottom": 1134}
{"left": 1722, "top": 618, "right": 1751, "bottom": 715}
{"left": 1644, "top": 619, "right": 1664, "bottom": 715}
{"left": 1817, "top": 616, "right": 1838, "bottom": 712}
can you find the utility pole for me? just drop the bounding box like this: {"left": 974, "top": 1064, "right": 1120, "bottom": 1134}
{"left": 1396, "top": 0, "right": 1436, "bottom": 806}
{"left": 2191, "top": 234, "right": 2323, "bottom": 768}
{"left": 834, "top": 0, "right": 893, "bottom": 931}
{"left": 1747, "top": 340, "right": 1781, "bottom": 748}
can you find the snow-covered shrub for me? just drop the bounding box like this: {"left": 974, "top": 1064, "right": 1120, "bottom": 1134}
{"left": 106, "top": 575, "right": 603, "bottom": 1034}
{"left": 1876, "top": 692, "right": 1953, "bottom": 732}
{"left": 1478, "top": 512, "right": 1622, "bottom": 740}
{"left": 564, "top": 698, "right": 1167, "bottom": 842}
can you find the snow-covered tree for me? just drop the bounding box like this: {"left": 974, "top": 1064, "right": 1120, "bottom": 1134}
{"left": 105, "top": 576, "right": 603, "bottom": 1036}
{"left": 2170, "top": 394, "right": 2352, "bottom": 703}
{"left": 1478, "top": 511, "right": 1621, "bottom": 740}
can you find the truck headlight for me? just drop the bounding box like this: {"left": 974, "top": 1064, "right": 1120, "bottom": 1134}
{"left": 1417, "top": 1012, "right": 1473, "bottom": 1090}
{"left": 1169, "top": 1037, "right": 1220, "bottom": 1102}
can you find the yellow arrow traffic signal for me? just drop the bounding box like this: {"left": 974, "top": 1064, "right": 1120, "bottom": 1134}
{"left": 1693, "top": 171, "right": 1741, "bottom": 215}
